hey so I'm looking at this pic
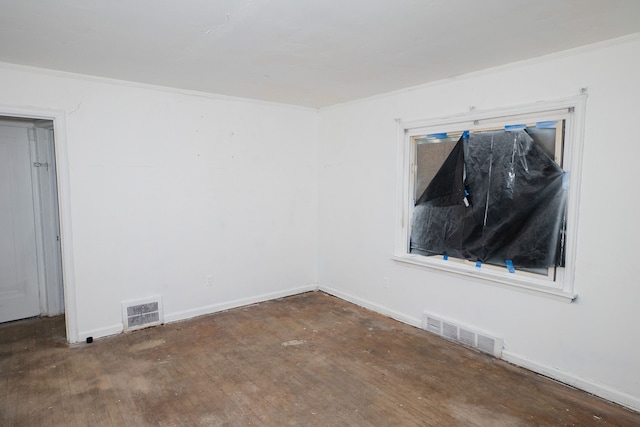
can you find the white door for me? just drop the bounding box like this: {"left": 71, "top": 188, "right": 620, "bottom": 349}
{"left": 0, "top": 124, "right": 41, "bottom": 322}
{"left": 33, "top": 127, "right": 65, "bottom": 316}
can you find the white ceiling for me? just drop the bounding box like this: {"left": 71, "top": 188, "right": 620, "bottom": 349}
{"left": 1, "top": 0, "right": 639, "bottom": 108}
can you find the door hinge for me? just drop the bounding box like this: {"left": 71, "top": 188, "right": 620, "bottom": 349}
{"left": 33, "top": 162, "right": 49, "bottom": 168}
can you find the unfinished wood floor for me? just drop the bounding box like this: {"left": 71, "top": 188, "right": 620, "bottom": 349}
{"left": 1, "top": 292, "right": 639, "bottom": 426}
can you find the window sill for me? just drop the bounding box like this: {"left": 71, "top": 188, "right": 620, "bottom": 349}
{"left": 393, "top": 254, "right": 577, "bottom": 303}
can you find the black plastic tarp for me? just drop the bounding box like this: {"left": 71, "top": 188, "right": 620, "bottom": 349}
{"left": 410, "top": 130, "right": 567, "bottom": 269}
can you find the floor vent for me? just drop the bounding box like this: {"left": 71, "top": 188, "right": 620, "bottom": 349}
{"left": 122, "top": 296, "right": 163, "bottom": 332}
{"left": 421, "top": 312, "right": 503, "bottom": 358}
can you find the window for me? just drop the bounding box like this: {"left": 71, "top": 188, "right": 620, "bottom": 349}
{"left": 394, "top": 95, "right": 586, "bottom": 301}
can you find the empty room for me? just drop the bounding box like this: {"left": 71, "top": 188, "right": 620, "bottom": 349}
{"left": 1, "top": 1, "right": 640, "bottom": 425}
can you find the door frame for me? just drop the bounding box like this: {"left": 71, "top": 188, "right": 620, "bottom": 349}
{"left": 0, "top": 104, "right": 78, "bottom": 343}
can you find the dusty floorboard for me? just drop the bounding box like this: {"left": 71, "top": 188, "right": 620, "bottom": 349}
{"left": 1, "top": 291, "right": 639, "bottom": 426}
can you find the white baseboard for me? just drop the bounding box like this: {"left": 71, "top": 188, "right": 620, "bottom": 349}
{"left": 163, "top": 284, "right": 319, "bottom": 324}
{"left": 77, "top": 323, "right": 123, "bottom": 342}
{"left": 318, "top": 285, "right": 422, "bottom": 329}
{"left": 502, "top": 351, "right": 640, "bottom": 413}
{"left": 75, "top": 284, "right": 318, "bottom": 343}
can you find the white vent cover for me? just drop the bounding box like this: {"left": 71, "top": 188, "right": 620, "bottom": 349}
{"left": 122, "top": 296, "right": 163, "bottom": 332}
{"left": 421, "top": 311, "right": 503, "bottom": 358}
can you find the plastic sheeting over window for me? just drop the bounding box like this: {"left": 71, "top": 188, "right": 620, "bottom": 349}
{"left": 410, "top": 129, "right": 567, "bottom": 270}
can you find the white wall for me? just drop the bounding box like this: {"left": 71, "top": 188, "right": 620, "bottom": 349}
{"left": 0, "top": 65, "right": 319, "bottom": 342}
{"left": 318, "top": 35, "right": 640, "bottom": 410}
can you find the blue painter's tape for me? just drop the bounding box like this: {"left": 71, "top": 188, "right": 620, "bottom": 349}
{"left": 427, "top": 133, "right": 447, "bottom": 139}
{"left": 505, "top": 259, "right": 515, "bottom": 274}
{"left": 462, "top": 130, "right": 469, "bottom": 139}
{"left": 504, "top": 124, "right": 526, "bottom": 131}
{"left": 475, "top": 261, "right": 482, "bottom": 269}
{"left": 443, "top": 254, "right": 448, "bottom": 260}
{"left": 562, "top": 172, "right": 570, "bottom": 190}
{"left": 536, "top": 121, "right": 557, "bottom": 129}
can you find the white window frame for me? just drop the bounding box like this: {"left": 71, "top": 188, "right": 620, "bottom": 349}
{"left": 394, "top": 95, "right": 587, "bottom": 302}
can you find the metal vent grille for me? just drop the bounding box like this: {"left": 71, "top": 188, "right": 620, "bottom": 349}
{"left": 421, "top": 311, "right": 503, "bottom": 358}
{"left": 122, "top": 297, "right": 163, "bottom": 332}
{"left": 459, "top": 328, "right": 475, "bottom": 346}
{"left": 426, "top": 317, "right": 442, "bottom": 334}
{"left": 477, "top": 334, "right": 496, "bottom": 354}
{"left": 442, "top": 322, "right": 458, "bottom": 340}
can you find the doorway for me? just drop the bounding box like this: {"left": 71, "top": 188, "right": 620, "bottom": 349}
{"left": 0, "top": 116, "right": 64, "bottom": 324}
